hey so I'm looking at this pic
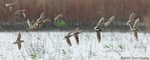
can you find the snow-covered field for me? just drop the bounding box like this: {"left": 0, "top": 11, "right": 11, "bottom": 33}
{"left": 0, "top": 31, "right": 150, "bottom": 60}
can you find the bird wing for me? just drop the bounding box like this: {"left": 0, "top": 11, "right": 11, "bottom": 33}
{"left": 37, "top": 12, "right": 44, "bottom": 21}
{"left": 27, "top": 19, "right": 32, "bottom": 27}
{"left": 17, "top": 33, "right": 21, "bottom": 41}
{"left": 97, "top": 17, "right": 105, "bottom": 27}
{"left": 67, "top": 31, "right": 73, "bottom": 36}
{"left": 74, "top": 34, "right": 79, "bottom": 45}
{"left": 66, "top": 37, "right": 72, "bottom": 46}
{"left": 5, "top": 4, "right": 9, "bottom": 7}
{"left": 33, "top": 21, "right": 40, "bottom": 27}
{"left": 17, "top": 43, "right": 21, "bottom": 50}
{"left": 40, "top": 12, "right": 44, "bottom": 19}
{"left": 10, "top": 3, "right": 15, "bottom": 6}
{"left": 129, "top": 13, "right": 135, "bottom": 21}
{"left": 133, "top": 18, "right": 140, "bottom": 29}
{"left": 96, "top": 31, "right": 101, "bottom": 43}
{"left": 73, "top": 28, "right": 82, "bottom": 33}
{"left": 133, "top": 31, "right": 138, "bottom": 41}
{"left": 94, "top": 26, "right": 99, "bottom": 30}
{"left": 22, "top": 13, "right": 26, "bottom": 18}
{"left": 68, "top": 27, "right": 79, "bottom": 35}
{"left": 104, "top": 16, "right": 115, "bottom": 26}
{"left": 94, "top": 17, "right": 104, "bottom": 30}
{"left": 6, "top": 3, "right": 15, "bottom": 7}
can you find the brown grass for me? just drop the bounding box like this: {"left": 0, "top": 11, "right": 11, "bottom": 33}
{"left": 0, "top": 0, "right": 150, "bottom": 23}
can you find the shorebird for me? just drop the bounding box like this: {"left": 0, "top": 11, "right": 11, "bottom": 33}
{"left": 26, "top": 19, "right": 40, "bottom": 31}
{"left": 6, "top": 3, "right": 15, "bottom": 12}
{"left": 36, "top": 12, "right": 45, "bottom": 28}
{"left": 94, "top": 17, "right": 105, "bottom": 43}
{"left": 14, "top": 9, "right": 26, "bottom": 18}
{"left": 54, "top": 14, "right": 63, "bottom": 24}
{"left": 127, "top": 13, "right": 140, "bottom": 41}
{"left": 26, "top": 12, "right": 50, "bottom": 31}
{"left": 72, "top": 28, "right": 82, "bottom": 45}
{"left": 104, "top": 16, "right": 115, "bottom": 26}
{"left": 64, "top": 28, "right": 82, "bottom": 46}
{"left": 26, "top": 19, "right": 36, "bottom": 31}
{"left": 13, "top": 32, "right": 24, "bottom": 50}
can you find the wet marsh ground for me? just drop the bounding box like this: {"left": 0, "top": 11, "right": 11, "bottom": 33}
{"left": 0, "top": 31, "right": 150, "bottom": 60}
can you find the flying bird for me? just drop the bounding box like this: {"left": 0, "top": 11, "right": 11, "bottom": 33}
{"left": 94, "top": 17, "right": 105, "bottom": 43}
{"left": 127, "top": 13, "right": 140, "bottom": 41}
{"left": 36, "top": 12, "right": 45, "bottom": 28}
{"left": 13, "top": 32, "right": 24, "bottom": 50}
{"left": 26, "top": 19, "right": 39, "bottom": 31}
{"left": 104, "top": 16, "right": 115, "bottom": 26}
{"left": 65, "top": 31, "right": 73, "bottom": 46}
{"left": 26, "top": 12, "right": 50, "bottom": 31}
{"left": 64, "top": 27, "right": 82, "bottom": 46}
{"left": 6, "top": 3, "right": 15, "bottom": 12}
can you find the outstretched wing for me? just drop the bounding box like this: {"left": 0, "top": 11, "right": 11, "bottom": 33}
{"left": 6, "top": 3, "right": 15, "bottom": 12}
{"left": 67, "top": 31, "right": 73, "bottom": 36}
{"left": 33, "top": 20, "right": 41, "bottom": 28}
{"left": 5, "top": 3, "right": 15, "bottom": 7}
{"left": 104, "top": 16, "right": 115, "bottom": 26}
{"left": 17, "top": 33, "right": 21, "bottom": 41}
{"left": 66, "top": 37, "right": 72, "bottom": 46}
{"left": 73, "top": 28, "right": 82, "bottom": 33}
{"left": 22, "top": 12, "right": 26, "bottom": 18}
{"left": 127, "top": 13, "right": 136, "bottom": 30}
{"left": 37, "top": 12, "right": 44, "bottom": 21}
{"left": 133, "top": 31, "right": 138, "bottom": 41}
{"left": 68, "top": 27, "right": 79, "bottom": 35}
{"left": 129, "top": 13, "right": 135, "bottom": 21}
{"left": 94, "top": 17, "right": 104, "bottom": 30}
{"left": 96, "top": 31, "right": 101, "bottom": 43}
{"left": 40, "top": 12, "right": 44, "bottom": 20}
{"left": 74, "top": 34, "right": 79, "bottom": 45}
{"left": 27, "top": 19, "right": 32, "bottom": 27}
{"left": 17, "top": 43, "right": 21, "bottom": 50}
{"left": 133, "top": 18, "right": 140, "bottom": 29}
{"left": 6, "top": 4, "right": 10, "bottom": 7}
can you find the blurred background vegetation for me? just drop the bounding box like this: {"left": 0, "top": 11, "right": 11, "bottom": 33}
{"left": 0, "top": 0, "right": 150, "bottom": 32}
